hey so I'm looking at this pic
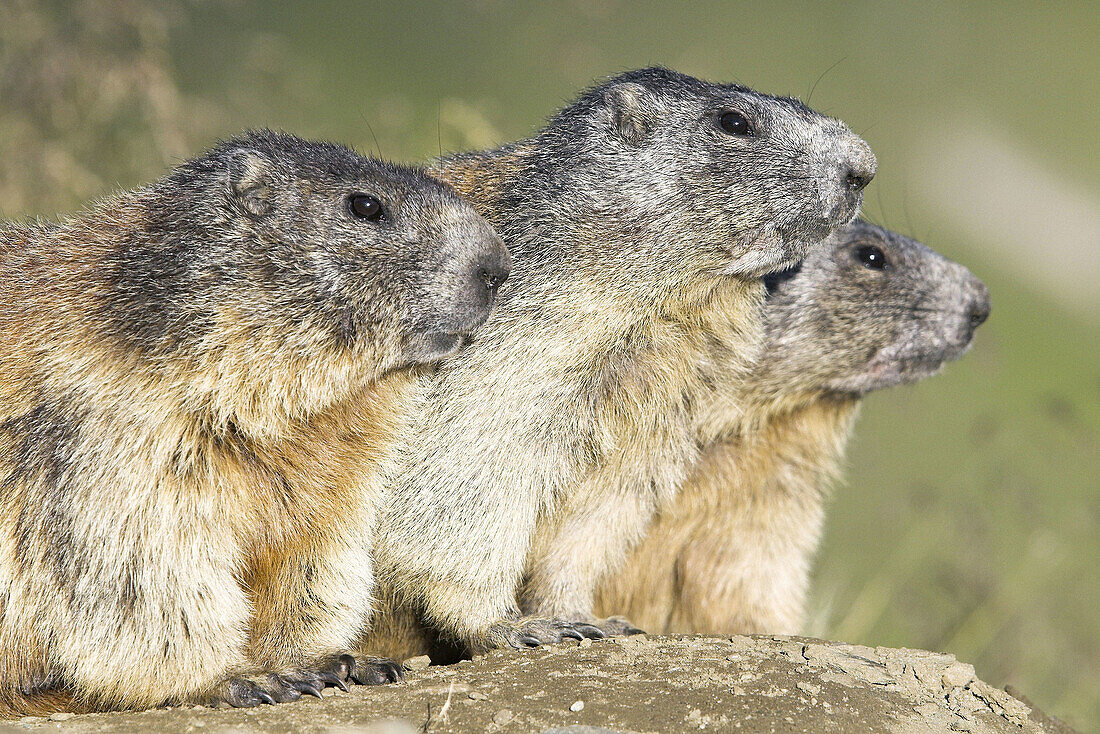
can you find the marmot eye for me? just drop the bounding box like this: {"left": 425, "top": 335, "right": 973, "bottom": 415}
{"left": 349, "top": 194, "right": 384, "bottom": 221}
{"left": 856, "top": 245, "right": 888, "bottom": 270}
{"left": 718, "top": 110, "right": 753, "bottom": 137}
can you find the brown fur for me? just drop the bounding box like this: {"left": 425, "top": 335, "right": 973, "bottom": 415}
{"left": 595, "top": 397, "right": 857, "bottom": 634}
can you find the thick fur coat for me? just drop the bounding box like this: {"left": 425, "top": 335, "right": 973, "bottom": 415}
{"left": 595, "top": 221, "right": 990, "bottom": 635}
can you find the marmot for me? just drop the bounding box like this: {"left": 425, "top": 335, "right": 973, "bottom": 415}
{"left": 0, "top": 130, "right": 509, "bottom": 715}
{"left": 368, "top": 67, "right": 876, "bottom": 656}
{"left": 593, "top": 220, "right": 990, "bottom": 635}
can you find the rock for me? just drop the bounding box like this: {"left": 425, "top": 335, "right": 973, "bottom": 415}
{"left": 796, "top": 681, "right": 821, "bottom": 696}
{"left": 944, "top": 661, "right": 978, "bottom": 688}
{"left": 13, "top": 636, "right": 1071, "bottom": 733}
{"left": 402, "top": 654, "right": 432, "bottom": 671}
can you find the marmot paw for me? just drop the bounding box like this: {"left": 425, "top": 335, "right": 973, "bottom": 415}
{"left": 482, "top": 616, "right": 589, "bottom": 650}
{"left": 346, "top": 655, "right": 406, "bottom": 685}
{"left": 575, "top": 616, "right": 645, "bottom": 638}
{"left": 214, "top": 654, "right": 361, "bottom": 707}
{"left": 216, "top": 671, "right": 334, "bottom": 707}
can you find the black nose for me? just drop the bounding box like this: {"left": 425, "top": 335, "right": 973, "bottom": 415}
{"left": 477, "top": 249, "right": 511, "bottom": 296}
{"left": 845, "top": 166, "right": 874, "bottom": 194}
{"left": 968, "top": 297, "right": 991, "bottom": 330}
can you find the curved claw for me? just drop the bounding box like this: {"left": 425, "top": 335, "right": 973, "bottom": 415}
{"left": 265, "top": 675, "right": 302, "bottom": 704}
{"left": 295, "top": 680, "right": 324, "bottom": 699}
{"left": 518, "top": 634, "right": 543, "bottom": 648}
{"left": 603, "top": 616, "right": 646, "bottom": 636}
{"left": 223, "top": 678, "right": 278, "bottom": 707}
{"left": 383, "top": 661, "right": 406, "bottom": 683}
{"left": 319, "top": 671, "right": 349, "bottom": 692}
{"left": 351, "top": 657, "right": 406, "bottom": 686}
{"left": 325, "top": 654, "right": 356, "bottom": 681}
{"left": 572, "top": 623, "right": 607, "bottom": 639}
{"left": 559, "top": 627, "right": 585, "bottom": 641}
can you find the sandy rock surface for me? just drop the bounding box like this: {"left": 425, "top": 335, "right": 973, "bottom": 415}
{"left": 0, "top": 635, "right": 1075, "bottom": 734}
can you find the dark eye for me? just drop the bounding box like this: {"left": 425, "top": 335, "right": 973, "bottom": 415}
{"left": 348, "top": 194, "right": 384, "bottom": 221}
{"left": 718, "top": 110, "right": 753, "bottom": 137}
{"left": 855, "top": 245, "right": 888, "bottom": 270}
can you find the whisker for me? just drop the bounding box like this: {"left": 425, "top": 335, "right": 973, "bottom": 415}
{"left": 807, "top": 56, "right": 847, "bottom": 106}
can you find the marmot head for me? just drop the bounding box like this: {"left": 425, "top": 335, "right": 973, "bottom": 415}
{"left": 538, "top": 67, "right": 876, "bottom": 277}
{"left": 756, "top": 221, "right": 990, "bottom": 396}
{"left": 129, "top": 130, "right": 510, "bottom": 372}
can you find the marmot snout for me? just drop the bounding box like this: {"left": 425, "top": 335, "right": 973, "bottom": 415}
{"left": 760, "top": 220, "right": 991, "bottom": 394}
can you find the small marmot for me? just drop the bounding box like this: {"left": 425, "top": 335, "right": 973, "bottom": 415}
{"left": 594, "top": 220, "right": 990, "bottom": 635}
{"left": 0, "top": 130, "right": 509, "bottom": 715}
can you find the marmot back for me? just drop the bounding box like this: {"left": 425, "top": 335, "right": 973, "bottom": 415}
{"left": 594, "top": 221, "right": 990, "bottom": 634}
{"left": 368, "top": 67, "right": 876, "bottom": 656}
{"left": 0, "top": 130, "right": 508, "bottom": 715}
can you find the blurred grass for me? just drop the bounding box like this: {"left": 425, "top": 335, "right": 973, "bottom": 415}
{"left": 1, "top": 1, "right": 1096, "bottom": 729}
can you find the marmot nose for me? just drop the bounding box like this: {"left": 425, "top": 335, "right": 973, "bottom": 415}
{"left": 968, "top": 289, "right": 991, "bottom": 330}
{"left": 955, "top": 275, "right": 991, "bottom": 345}
{"left": 845, "top": 167, "right": 874, "bottom": 193}
{"left": 475, "top": 246, "right": 511, "bottom": 297}
{"left": 839, "top": 137, "right": 877, "bottom": 194}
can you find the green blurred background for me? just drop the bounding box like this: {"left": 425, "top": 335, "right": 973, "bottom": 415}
{"left": 2, "top": 0, "right": 1096, "bottom": 728}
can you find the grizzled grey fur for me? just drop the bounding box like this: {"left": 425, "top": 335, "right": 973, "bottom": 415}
{"left": 755, "top": 220, "right": 991, "bottom": 396}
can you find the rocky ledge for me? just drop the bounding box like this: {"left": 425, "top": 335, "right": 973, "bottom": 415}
{"left": 2, "top": 635, "right": 1077, "bottom": 734}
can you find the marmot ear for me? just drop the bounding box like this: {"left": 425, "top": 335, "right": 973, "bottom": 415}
{"left": 226, "top": 148, "right": 274, "bottom": 218}
{"left": 605, "top": 82, "right": 657, "bottom": 146}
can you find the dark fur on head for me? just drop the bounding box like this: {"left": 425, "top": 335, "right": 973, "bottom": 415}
{"left": 370, "top": 68, "right": 878, "bottom": 655}
{"left": 100, "top": 129, "right": 509, "bottom": 374}
{"left": 470, "top": 66, "right": 877, "bottom": 288}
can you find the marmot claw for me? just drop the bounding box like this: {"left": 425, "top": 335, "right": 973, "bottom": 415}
{"left": 572, "top": 623, "right": 607, "bottom": 639}
{"left": 599, "top": 616, "right": 646, "bottom": 636}
{"left": 484, "top": 616, "right": 592, "bottom": 650}
{"left": 349, "top": 656, "right": 406, "bottom": 685}
{"left": 219, "top": 677, "right": 279, "bottom": 707}
{"left": 215, "top": 653, "right": 368, "bottom": 707}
